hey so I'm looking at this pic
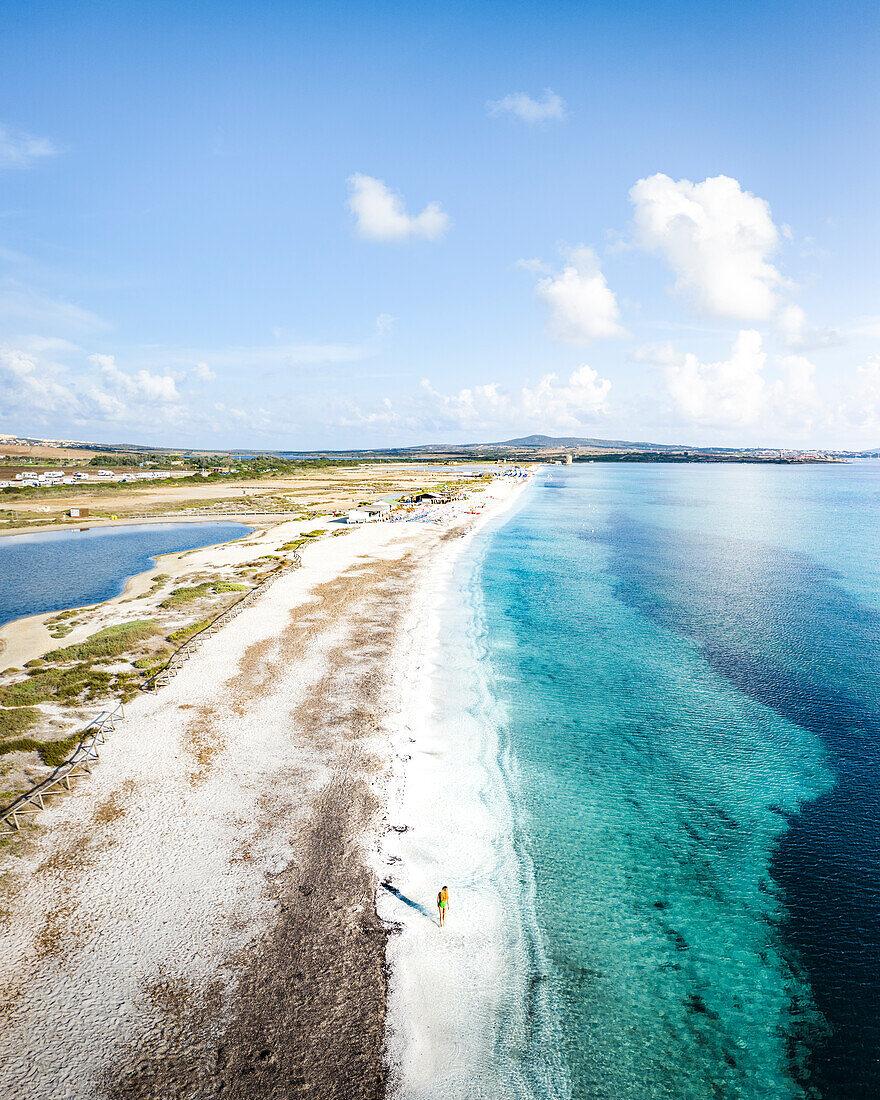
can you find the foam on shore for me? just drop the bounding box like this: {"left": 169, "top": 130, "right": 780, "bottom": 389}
{"left": 379, "top": 476, "right": 569, "bottom": 1099}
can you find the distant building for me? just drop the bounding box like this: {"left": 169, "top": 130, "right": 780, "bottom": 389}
{"left": 68, "top": 507, "right": 90, "bottom": 518}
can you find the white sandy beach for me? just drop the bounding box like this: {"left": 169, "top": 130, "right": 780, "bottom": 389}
{"left": 378, "top": 475, "right": 569, "bottom": 1100}
{"left": 0, "top": 475, "right": 531, "bottom": 1099}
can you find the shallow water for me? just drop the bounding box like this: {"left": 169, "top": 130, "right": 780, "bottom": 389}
{"left": 402, "top": 463, "right": 880, "bottom": 1098}
{"left": 0, "top": 522, "right": 251, "bottom": 628}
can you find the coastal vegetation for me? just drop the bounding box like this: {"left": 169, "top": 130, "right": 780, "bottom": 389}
{"left": 43, "top": 620, "right": 158, "bottom": 662}
{"left": 0, "top": 706, "right": 41, "bottom": 738}
{"left": 166, "top": 619, "right": 212, "bottom": 643}
{"left": 160, "top": 580, "right": 247, "bottom": 608}
{"left": 0, "top": 728, "right": 85, "bottom": 768}
{"left": 0, "top": 662, "right": 140, "bottom": 708}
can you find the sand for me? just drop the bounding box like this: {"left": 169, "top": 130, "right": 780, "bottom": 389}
{"left": 0, "top": 476, "right": 530, "bottom": 1099}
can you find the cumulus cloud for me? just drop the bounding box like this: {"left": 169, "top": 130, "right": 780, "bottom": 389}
{"left": 644, "top": 329, "right": 768, "bottom": 428}
{"left": 776, "top": 304, "right": 808, "bottom": 347}
{"left": 192, "top": 360, "right": 216, "bottom": 382}
{"left": 775, "top": 303, "right": 842, "bottom": 350}
{"left": 630, "top": 173, "right": 785, "bottom": 321}
{"left": 0, "top": 346, "right": 73, "bottom": 416}
{"left": 639, "top": 330, "right": 831, "bottom": 434}
{"left": 421, "top": 365, "right": 610, "bottom": 430}
{"left": 0, "top": 125, "right": 59, "bottom": 169}
{"left": 487, "top": 89, "right": 566, "bottom": 123}
{"left": 533, "top": 247, "right": 626, "bottom": 344}
{"left": 338, "top": 364, "right": 611, "bottom": 435}
{"left": 773, "top": 353, "right": 822, "bottom": 426}
{"left": 0, "top": 346, "right": 179, "bottom": 429}
{"left": 347, "top": 174, "right": 450, "bottom": 241}
{"left": 841, "top": 355, "right": 880, "bottom": 434}
{"left": 89, "top": 354, "right": 180, "bottom": 405}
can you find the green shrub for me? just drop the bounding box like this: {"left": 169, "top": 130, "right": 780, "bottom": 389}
{"left": 0, "top": 706, "right": 41, "bottom": 738}
{"left": 47, "top": 609, "right": 81, "bottom": 624}
{"left": 39, "top": 732, "right": 84, "bottom": 768}
{"left": 160, "top": 581, "right": 246, "bottom": 608}
{"left": 0, "top": 735, "right": 44, "bottom": 758}
{"left": 167, "top": 620, "right": 212, "bottom": 643}
{"left": 43, "top": 620, "right": 157, "bottom": 663}
{"left": 1, "top": 664, "right": 114, "bottom": 707}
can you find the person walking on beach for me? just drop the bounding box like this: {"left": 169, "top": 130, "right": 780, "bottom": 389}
{"left": 437, "top": 885, "right": 449, "bottom": 927}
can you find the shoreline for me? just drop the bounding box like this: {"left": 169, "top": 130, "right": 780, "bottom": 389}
{"left": 377, "top": 473, "right": 552, "bottom": 1097}
{"left": 0, "top": 517, "right": 307, "bottom": 668}
{"left": 0, "top": 475, "right": 532, "bottom": 1098}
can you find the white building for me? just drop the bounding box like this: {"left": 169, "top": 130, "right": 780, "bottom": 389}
{"left": 346, "top": 508, "right": 369, "bottom": 524}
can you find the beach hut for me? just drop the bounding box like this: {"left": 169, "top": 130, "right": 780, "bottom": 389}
{"left": 346, "top": 508, "right": 369, "bottom": 524}
{"left": 364, "top": 501, "right": 392, "bottom": 519}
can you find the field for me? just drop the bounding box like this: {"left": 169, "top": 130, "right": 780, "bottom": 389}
{"left": 0, "top": 461, "right": 496, "bottom": 533}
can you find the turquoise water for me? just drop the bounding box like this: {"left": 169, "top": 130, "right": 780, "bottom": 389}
{"left": 461, "top": 463, "right": 880, "bottom": 1098}
{"left": 0, "top": 522, "right": 252, "bottom": 629}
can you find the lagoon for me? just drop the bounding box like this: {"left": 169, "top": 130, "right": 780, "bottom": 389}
{"left": 0, "top": 522, "right": 252, "bottom": 630}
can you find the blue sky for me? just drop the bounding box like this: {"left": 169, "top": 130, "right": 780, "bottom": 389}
{"left": 1, "top": 0, "right": 878, "bottom": 449}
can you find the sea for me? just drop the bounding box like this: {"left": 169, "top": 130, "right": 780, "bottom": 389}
{"left": 391, "top": 461, "right": 880, "bottom": 1099}
{"left": 0, "top": 522, "right": 251, "bottom": 629}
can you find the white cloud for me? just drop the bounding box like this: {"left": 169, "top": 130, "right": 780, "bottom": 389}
{"left": 650, "top": 329, "right": 769, "bottom": 428}
{"left": 338, "top": 365, "right": 611, "bottom": 435}
{"left": 630, "top": 173, "right": 785, "bottom": 321}
{"left": 89, "top": 354, "right": 180, "bottom": 405}
{"left": 776, "top": 304, "right": 842, "bottom": 351}
{"left": 0, "top": 346, "right": 73, "bottom": 417}
{"left": 347, "top": 174, "right": 450, "bottom": 241}
{"left": 421, "top": 364, "right": 611, "bottom": 430}
{"left": 776, "top": 304, "right": 808, "bottom": 347}
{"left": 641, "top": 331, "right": 830, "bottom": 434}
{"left": 774, "top": 354, "right": 822, "bottom": 426}
{"left": 0, "top": 125, "right": 59, "bottom": 169}
{"left": 841, "top": 355, "right": 880, "bottom": 434}
{"left": 487, "top": 89, "right": 566, "bottom": 124}
{"left": 192, "top": 360, "right": 216, "bottom": 382}
{"left": 533, "top": 247, "right": 626, "bottom": 344}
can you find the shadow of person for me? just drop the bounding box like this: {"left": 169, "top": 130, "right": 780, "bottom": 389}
{"left": 381, "top": 880, "right": 437, "bottom": 923}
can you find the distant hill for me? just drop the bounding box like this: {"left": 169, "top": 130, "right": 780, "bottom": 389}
{"left": 1, "top": 430, "right": 850, "bottom": 462}
{"left": 495, "top": 434, "right": 689, "bottom": 452}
